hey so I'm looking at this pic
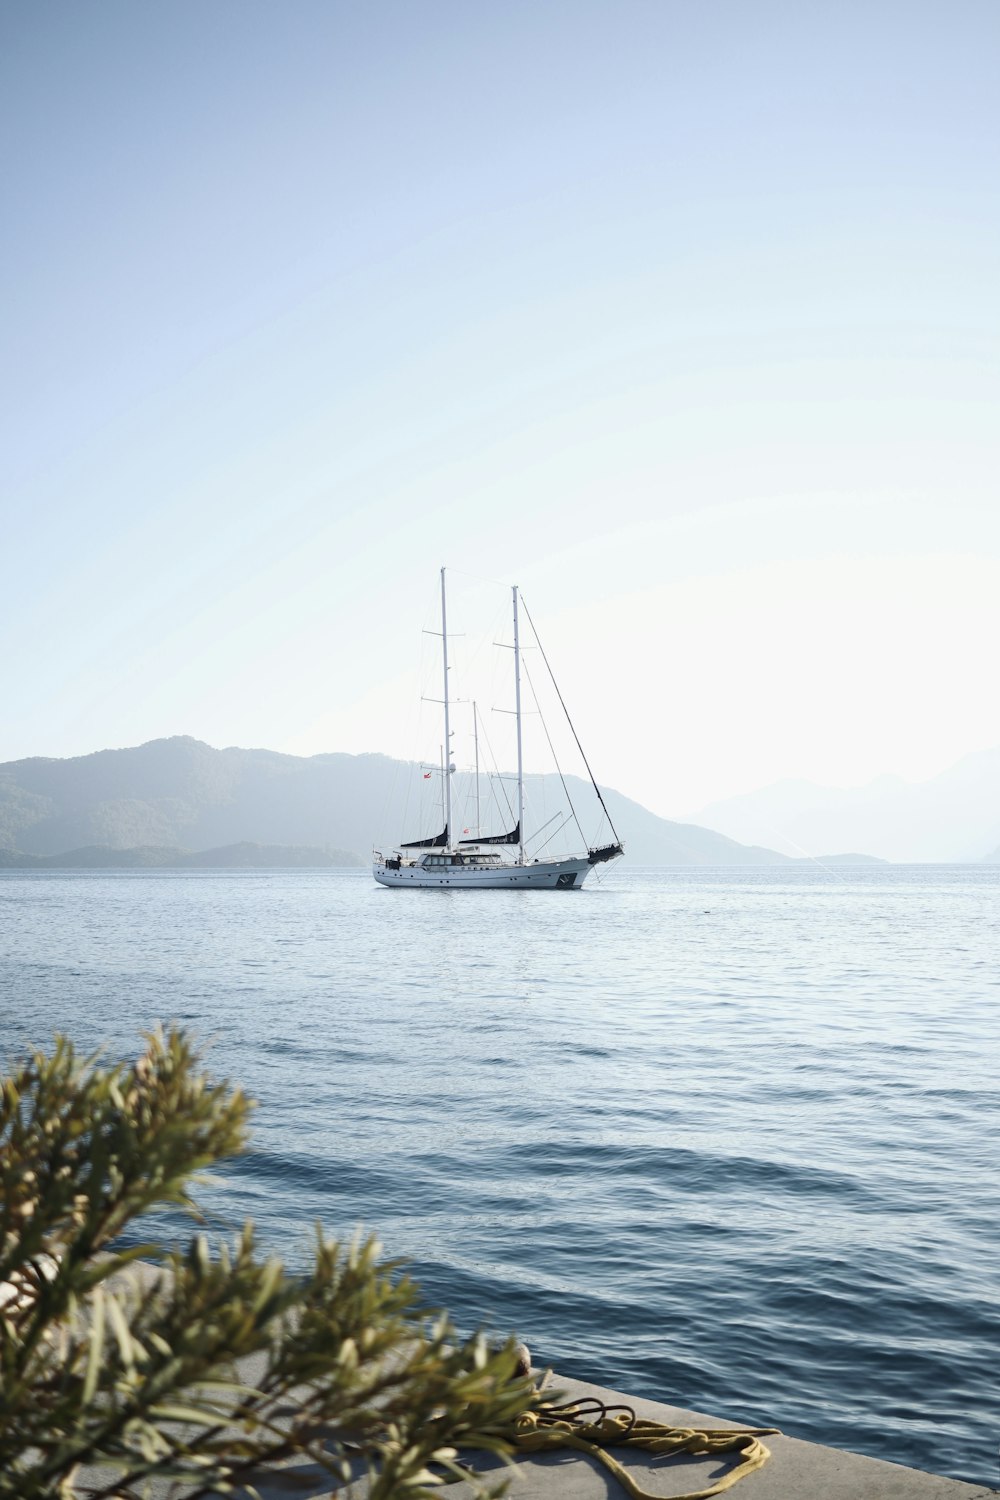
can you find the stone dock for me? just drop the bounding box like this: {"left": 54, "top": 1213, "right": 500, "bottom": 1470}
{"left": 74, "top": 1359, "right": 998, "bottom": 1499}
{"left": 66, "top": 1262, "right": 998, "bottom": 1498}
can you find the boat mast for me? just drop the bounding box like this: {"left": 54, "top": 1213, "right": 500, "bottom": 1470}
{"left": 512, "top": 584, "right": 525, "bottom": 866}
{"left": 439, "top": 744, "right": 445, "bottom": 825}
{"left": 473, "top": 700, "right": 480, "bottom": 836}
{"left": 440, "top": 567, "right": 453, "bottom": 847}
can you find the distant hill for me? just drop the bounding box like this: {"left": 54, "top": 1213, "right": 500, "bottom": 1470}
{"left": 0, "top": 737, "right": 790, "bottom": 867}
{"left": 692, "top": 747, "right": 1000, "bottom": 862}
{"left": 794, "top": 852, "right": 887, "bottom": 866}
{"left": 0, "top": 841, "right": 363, "bottom": 870}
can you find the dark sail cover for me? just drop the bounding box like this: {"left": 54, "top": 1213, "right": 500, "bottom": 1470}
{"left": 460, "top": 822, "right": 520, "bottom": 846}
{"left": 588, "top": 842, "right": 624, "bottom": 865}
{"left": 402, "top": 826, "right": 449, "bottom": 849}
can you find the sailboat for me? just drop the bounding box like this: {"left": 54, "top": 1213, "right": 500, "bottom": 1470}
{"left": 373, "top": 570, "right": 623, "bottom": 889}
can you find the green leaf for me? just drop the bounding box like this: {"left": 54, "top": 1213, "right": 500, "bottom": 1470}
{"left": 106, "top": 1291, "right": 142, "bottom": 1369}
{"left": 148, "top": 1402, "right": 223, "bottom": 1426}
{"left": 82, "top": 1286, "right": 105, "bottom": 1404}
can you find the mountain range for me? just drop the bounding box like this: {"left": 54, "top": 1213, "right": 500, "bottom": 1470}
{"left": 0, "top": 736, "right": 798, "bottom": 867}
{"left": 0, "top": 841, "right": 364, "bottom": 870}
{"left": 692, "top": 746, "right": 1000, "bottom": 863}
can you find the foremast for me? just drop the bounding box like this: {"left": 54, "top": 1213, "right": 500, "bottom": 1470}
{"left": 440, "top": 566, "right": 453, "bottom": 848}
{"left": 512, "top": 584, "right": 526, "bottom": 867}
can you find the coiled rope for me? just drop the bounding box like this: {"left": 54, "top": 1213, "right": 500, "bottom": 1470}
{"left": 505, "top": 1396, "right": 779, "bottom": 1500}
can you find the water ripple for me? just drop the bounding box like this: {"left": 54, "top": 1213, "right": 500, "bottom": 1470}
{"left": 1, "top": 864, "right": 998, "bottom": 1486}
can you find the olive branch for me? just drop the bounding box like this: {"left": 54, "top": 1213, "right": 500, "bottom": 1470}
{"left": 0, "top": 1028, "right": 534, "bottom": 1499}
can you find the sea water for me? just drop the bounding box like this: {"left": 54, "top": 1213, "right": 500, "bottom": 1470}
{"left": 1, "top": 864, "right": 998, "bottom": 1486}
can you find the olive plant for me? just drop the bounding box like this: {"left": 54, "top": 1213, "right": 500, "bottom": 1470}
{"left": 0, "top": 1029, "right": 534, "bottom": 1498}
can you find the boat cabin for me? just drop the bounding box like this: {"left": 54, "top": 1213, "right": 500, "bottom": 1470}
{"left": 416, "top": 851, "right": 502, "bottom": 867}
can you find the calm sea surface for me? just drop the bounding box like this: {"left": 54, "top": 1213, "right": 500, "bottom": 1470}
{"left": 2, "top": 865, "right": 998, "bottom": 1486}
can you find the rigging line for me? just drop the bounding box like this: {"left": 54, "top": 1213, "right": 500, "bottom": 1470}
{"left": 520, "top": 595, "right": 622, "bottom": 846}
{"left": 407, "top": 627, "right": 444, "bottom": 844}
{"left": 532, "top": 815, "right": 572, "bottom": 858}
{"left": 381, "top": 634, "right": 429, "bottom": 849}
{"left": 455, "top": 727, "right": 485, "bottom": 833}
{"left": 524, "top": 811, "right": 563, "bottom": 848}
{"left": 447, "top": 564, "right": 514, "bottom": 591}
{"left": 739, "top": 818, "right": 853, "bottom": 885}
{"left": 462, "top": 595, "right": 509, "bottom": 683}
{"left": 475, "top": 703, "right": 518, "bottom": 829}
{"left": 521, "top": 654, "right": 587, "bottom": 853}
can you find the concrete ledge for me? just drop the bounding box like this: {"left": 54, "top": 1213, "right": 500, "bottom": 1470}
{"left": 236, "top": 1367, "right": 998, "bottom": 1500}
{"left": 451, "top": 1369, "right": 999, "bottom": 1500}
{"left": 67, "top": 1264, "right": 998, "bottom": 1499}
{"left": 73, "top": 1365, "right": 996, "bottom": 1499}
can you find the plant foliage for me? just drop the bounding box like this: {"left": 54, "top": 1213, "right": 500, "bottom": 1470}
{"left": 0, "top": 1029, "right": 536, "bottom": 1498}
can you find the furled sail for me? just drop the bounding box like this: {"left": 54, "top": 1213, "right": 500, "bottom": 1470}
{"left": 402, "top": 827, "right": 449, "bottom": 849}
{"left": 460, "top": 822, "right": 520, "bottom": 846}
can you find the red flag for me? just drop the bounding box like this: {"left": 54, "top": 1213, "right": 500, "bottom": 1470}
{"left": 423, "top": 772, "right": 431, "bottom": 779}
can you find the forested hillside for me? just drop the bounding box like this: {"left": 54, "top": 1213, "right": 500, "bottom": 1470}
{"left": 0, "top": 737, "right": 789, "bottom": 866}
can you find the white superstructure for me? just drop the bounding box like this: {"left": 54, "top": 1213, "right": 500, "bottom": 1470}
{"left": 373, "top": 849, "right": 593, "bottom": 890}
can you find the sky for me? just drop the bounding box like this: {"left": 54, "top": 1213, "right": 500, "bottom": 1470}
{"left": 2, "top": 0, "right": 999, "bottom": 819}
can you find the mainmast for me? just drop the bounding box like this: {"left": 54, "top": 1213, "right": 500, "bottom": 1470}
{"left": 512, "top": 584, "right": 525, "bottom": 866}
{"left": 440, "top": 567, "right": 453, "bottom": 846}
{"left": 473, "top": 700, "right": 481, "bottom": 837}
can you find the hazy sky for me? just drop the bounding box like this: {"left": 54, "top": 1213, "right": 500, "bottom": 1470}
{"left": 3, "top": 1, "right": 998, "bottom": 818}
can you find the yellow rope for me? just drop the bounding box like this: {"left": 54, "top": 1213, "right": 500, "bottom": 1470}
{"left": 506, "top": 1401, "right": 780, "bottom": 1500}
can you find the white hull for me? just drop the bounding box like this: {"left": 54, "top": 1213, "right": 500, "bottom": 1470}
{"left": 373, "top": 855, "right": 592, "bottom": 890}
{"left": 372, "top": 569, "right": 623, "bottom": 891}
